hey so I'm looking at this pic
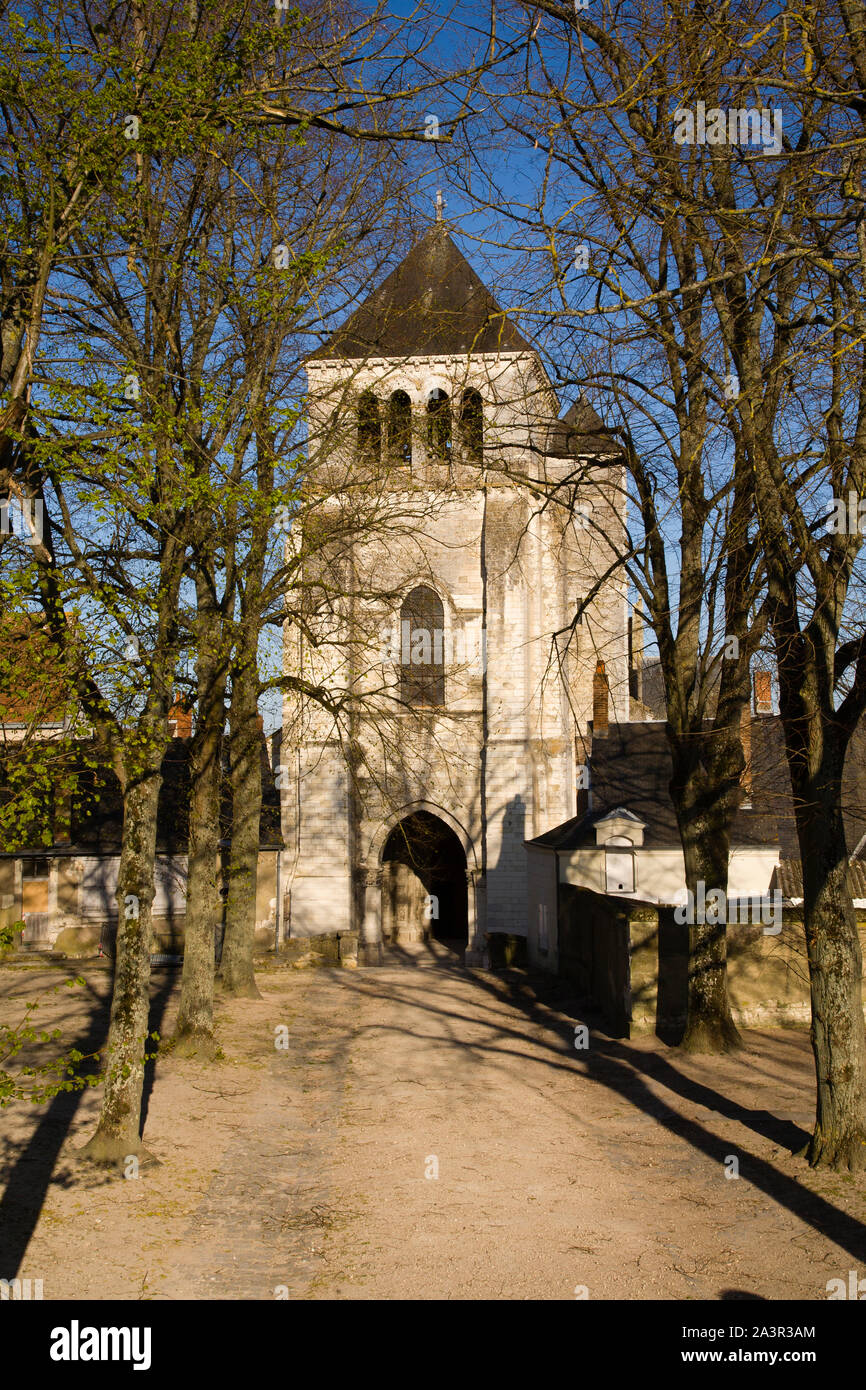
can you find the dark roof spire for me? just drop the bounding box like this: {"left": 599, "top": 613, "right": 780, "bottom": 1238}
{"left": 310, "top": 225, "right": 535, "bottom": 360}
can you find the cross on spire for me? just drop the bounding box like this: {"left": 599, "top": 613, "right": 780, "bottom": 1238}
{"left": 435, "top": 189, "right": 445, "bottom": 222}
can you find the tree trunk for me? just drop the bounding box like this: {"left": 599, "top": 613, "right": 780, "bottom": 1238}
{"left": 797, "top": 770, "right": 866, "bottom": 1170}
{"left": 174, "top": 592, "right": 226, "bottom": 1057}
{"left": 219, "top": 647, "right": 263, "bottom": 998}
{"left": 672, "top": 760, "right": 743, "bottom": 1053}
{"left": 79, "top": 768, "right": 161, "bottom": 1165}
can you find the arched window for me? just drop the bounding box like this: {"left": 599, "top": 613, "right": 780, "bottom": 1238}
{"left": 400, "top": 585, "right": 445, "bottom": 706}
{"left": 426, "top": 389, "right": 451, "bottom": 459}
{"left": 460, "top": 389, "right": 483, "bottom": 462}
{"left": 387, "top": 390, "right": 412, "bottom": 465}
{"left": 605, "top": 837, "right": 635, "bottom": 893}
{"left": 358, "top": 390, "right": 381, "bottom": 461}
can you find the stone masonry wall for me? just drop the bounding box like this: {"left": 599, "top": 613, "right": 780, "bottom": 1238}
{"left": 282, "top": 350, "right": 630, "bottom": 948}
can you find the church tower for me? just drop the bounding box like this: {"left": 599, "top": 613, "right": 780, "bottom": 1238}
{"left": 282, "top": 223, "right": 629, "bottom": 963}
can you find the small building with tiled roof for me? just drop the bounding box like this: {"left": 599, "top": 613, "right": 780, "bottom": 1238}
{"left": 0, "top": 724, "right": 283, "bottom": 957}
{"left": 525, "top": 671, "right": 866, "bottom": 1037}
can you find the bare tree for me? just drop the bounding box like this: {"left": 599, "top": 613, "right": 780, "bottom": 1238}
{"left": 457, "top": 0, "right": 780, "bottom": 1049}
{"left": 461, "top": 0, "right": 866, "bottom": 1158}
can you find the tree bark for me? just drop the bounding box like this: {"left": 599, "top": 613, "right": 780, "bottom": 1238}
{"left": 174, "top": 582, "right": 226, "bottom": 1057}
{"left": 78, "top": 766, "right": 161, "bottom": 1165}
{"left": 671, "top": 752, "right": 743, "bottom": 1054}
{"left": 219, "top": 641, "right": 263, "bottom": 998}
{"left": 794, "top": 750, "right": 866, "bottom": 1170}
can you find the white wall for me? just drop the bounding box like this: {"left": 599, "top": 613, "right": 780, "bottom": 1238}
{"left": 558, "top": 844, "right": 780, "bottom": 905}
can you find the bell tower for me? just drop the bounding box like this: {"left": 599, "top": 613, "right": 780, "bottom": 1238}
{"left": 282, "top": 223, "right": 628, "bottom": 963}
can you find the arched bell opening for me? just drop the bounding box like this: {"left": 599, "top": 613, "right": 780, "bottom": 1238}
{"left": 358, "top": 389, "right": 381, "bottom": 462}
{"left": 387, "top": 389, "right": 412, "bottom": 466}
{"left": 460, "top": 388, "right": 483, "bottom": 463}
{"left": 426, "top": 388, "right": 451, "bottom": 460}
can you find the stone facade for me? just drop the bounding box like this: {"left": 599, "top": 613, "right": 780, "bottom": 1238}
{"left": 282, "top": 309, "right": 630, "bottom": 960}
{"left": 0, "top": 849, "right": 281, "bottom": 957}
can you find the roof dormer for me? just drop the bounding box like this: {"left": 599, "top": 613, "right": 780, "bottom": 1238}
{"left": 594, "top": 808, "right": 646, "bottom": 847}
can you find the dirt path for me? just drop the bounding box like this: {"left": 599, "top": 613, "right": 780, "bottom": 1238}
{"left": 2, "top": 951, "right": 865, "bottom": 1300}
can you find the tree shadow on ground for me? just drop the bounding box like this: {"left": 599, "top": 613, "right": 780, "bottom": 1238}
{"left": 341, "top": 957, "right": 866, "bottom": 1267}
{"left": 0, "top": 961, "right": 176, "bottom": 1278}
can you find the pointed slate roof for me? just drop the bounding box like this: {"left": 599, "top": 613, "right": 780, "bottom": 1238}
{"left": 545, "top": 396, "right": 624, "bottom": 458}
{"left": 310, "top": 224, "right": 536, "bottom": 360}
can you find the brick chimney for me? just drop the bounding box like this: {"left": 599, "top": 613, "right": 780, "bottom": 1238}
{"left": 754, "top": 670, "right": 772, "bottom": 715}
{"left": 167, "top": 695, "right": 192, "bottom": 739}
{"left": 628, "top": 601, "right": 644, "bottom": 703}
{"left": 593, "top": 660, "right": 609, "bottom": 738}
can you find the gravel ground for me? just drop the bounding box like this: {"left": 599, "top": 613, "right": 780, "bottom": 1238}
{"left": 1, "top": 947, "right": 864, "bottom": 1300}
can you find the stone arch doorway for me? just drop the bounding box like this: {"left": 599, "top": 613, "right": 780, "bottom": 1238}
{"left": 381, "top": 810, "right": 468, "bottom": 949}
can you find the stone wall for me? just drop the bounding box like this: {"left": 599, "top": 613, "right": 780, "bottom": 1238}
{"left": 535, "top": 888, "right": 866, "bottom": 1037}
{"left": 628, "top": 906, "right": 866, "bottom": 1036}
{"left": 0, "top": 849, "right": 279, "bottom": 958}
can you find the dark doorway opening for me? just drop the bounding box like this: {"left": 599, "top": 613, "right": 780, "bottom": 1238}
{"left": 381, "top": 810, "right": 468, "bottom": 950}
